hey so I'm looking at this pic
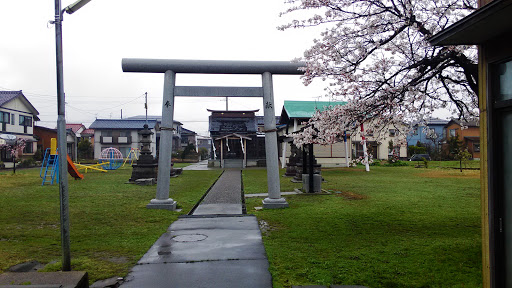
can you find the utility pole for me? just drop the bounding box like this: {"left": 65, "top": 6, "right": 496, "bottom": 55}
{"left": 53, "top": 0, "right": 92, "bottom": 271}
{"left": 54, "top": 0, "right": 71, "bottom": 271}
{"left": 145, "top": 92, "right": 148, "bottom": 124}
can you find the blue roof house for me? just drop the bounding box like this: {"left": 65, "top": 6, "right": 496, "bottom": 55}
{"left": 407, "top": 118, "right": 449, "bottom": 148}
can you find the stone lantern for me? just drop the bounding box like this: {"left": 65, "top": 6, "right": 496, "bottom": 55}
{"left": 129, "top": 124, "right": 158, "bottom": 183}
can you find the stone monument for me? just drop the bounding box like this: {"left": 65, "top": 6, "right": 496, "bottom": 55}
{"left": 285, "top": 144, "right": 301, "bottom": 177}
{"left": 129, "top": 124, "right": 158, "bottom": 183}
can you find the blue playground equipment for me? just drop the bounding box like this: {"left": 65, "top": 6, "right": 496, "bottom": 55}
{"left": 98, "top": 147, "right": 123, "bottom": 170}
{"left": 40, "top": 148, "right": 59, "bottom": 185}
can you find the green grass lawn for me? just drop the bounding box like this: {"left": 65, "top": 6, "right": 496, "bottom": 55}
{"left": 242, "top": 168, "right": 299, "bottom": 194}
{"left": 244, "top": 166, "right": 482, "bottom": 288}
{"left": 0, "top": 166, "right": 221, "bottom": 283}
{"left": 406, "top": 160, "right": 481, "bottom": 169}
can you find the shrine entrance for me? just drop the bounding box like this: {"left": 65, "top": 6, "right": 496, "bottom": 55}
{"left": 215, "top": 133, "right": 251, "bottom": 168}
{"left": 122, "top": 59, "right": 304, "bottom": 210}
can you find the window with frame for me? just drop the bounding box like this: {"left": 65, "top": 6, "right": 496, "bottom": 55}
{"left": 389, "top": 129, "right": 396, "bottom": 137}
{"left": 23, "top": 142, "right": 33, "bottom": 154}
{"left": 0, "top": 111, "right": 9, "bottom": 131}
{"left": 0, "top": 111, "right": 10, "bottom": 123}
{"left": 11, "top": 114, "right": 15, "bottom": 125}
{"left": 450, "top": 129, "right": 456, "bottom": 137}
{"left": 19, "top": 115, "right": 32, "bottom": 127}
{"left": 474, "top": 142, "right": 480, "bottom": 152}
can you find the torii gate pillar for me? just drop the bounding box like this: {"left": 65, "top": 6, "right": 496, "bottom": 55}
{"left": 261, "top": 72, "right": 288, "bottom": 208}
{"left": 147, "top": 70, "right": 177, "bottom": 210}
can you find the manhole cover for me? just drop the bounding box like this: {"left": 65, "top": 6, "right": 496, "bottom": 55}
{"left": 172, "top": 234, "right": 208, "bottom": 242}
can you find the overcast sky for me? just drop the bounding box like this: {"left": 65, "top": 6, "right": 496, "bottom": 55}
{"left": 0, "top": 0, "right": 329, "bottom": 136}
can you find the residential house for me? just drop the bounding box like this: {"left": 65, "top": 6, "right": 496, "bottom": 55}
{"left": 350, "top": 121, "right": 408, "bottom": 160}
{"left": 66, "top": 123, "right": 87, "bottom": 160}
{"left": 429, "top": 0, "right": 512, "bottom": 285}
{"left": 66, "top": 123, "right": 86, "bottom": 138}
{"left": 444, "top": 119, "right": 480, "bottom": 159}
{"left": 125, "top": 115, "right": 183, "bottom": 153}
{"left": 407, "top": 118, "right": 449, "bottom": 149}
{"left": 196, "top": 136, "right": 212, "bottom": 159}
{"left": 33, "top": 126, "right": 78, "bottom": 161}
{"left": 279, "top": 100, "right": 408, "bottom": 165}
{"left": 180, "top": 127, "right": 197, "bottom": 150}
{"left": 278, "top": 100, "right": 351, "bottom": 167}
{"left": 89, "top": 117, "right": 183, "bottom": 159}
{"left": 80, "top": 128, "right": 94, "bottom": 142}
{"left": 0, "top": 91, "right": 39, "bottom": 161}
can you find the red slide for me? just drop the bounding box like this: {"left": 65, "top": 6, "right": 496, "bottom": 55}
{"left": 66, "top": 154, "right": 84, "bottom": 180}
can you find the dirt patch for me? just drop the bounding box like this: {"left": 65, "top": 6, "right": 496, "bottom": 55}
{"left": 335, "top": 191, "right": 368, "bottom": 200}
{"left": 416, "top": 169, "right": 480, "bottom": 179}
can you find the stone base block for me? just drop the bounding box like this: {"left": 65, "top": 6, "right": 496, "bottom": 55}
{"left": 302, "top": 174, "right": 322, "bottom": 193}
{"left": 147, "top": 198, "right": 177, "bottom": 210}
{"left": 262, "top": 197, "right": 289, "bottom": 209}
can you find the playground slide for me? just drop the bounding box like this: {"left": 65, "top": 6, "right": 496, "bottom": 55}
{"left": 66, "top": 154, "right": 84, "bottom": 180}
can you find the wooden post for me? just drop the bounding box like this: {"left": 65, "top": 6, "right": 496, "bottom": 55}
{"left": 220, "top": 138, "right": 223, "bottom": 168}
{"left": 244, "top": 138, "right": 247, "bottom": 168}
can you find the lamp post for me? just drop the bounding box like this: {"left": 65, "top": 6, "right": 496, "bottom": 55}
{"left": 53, "top": 0, "right": 92, "bottom": 271}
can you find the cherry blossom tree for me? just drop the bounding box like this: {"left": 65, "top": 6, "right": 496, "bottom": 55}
{"left": 0, "top": 138, "right": 26, "bottom": 174}
{"left": 281, "top": 0, "right": 479, "bottom": 145}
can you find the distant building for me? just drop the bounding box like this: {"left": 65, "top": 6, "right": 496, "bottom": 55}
{"left": 444, "top": 119, "right": 480, "bottom": 159}
{"left": 279, "top": 100, "right": 408, "bottom": 165}
{"left": 89, "top": 117, "right": 183, "bottom": 159}
{"left": 278, "top": 100, "right": 351, "bottom": 167}
{"left": 350, "top": 121, "right": 408, "bottom": 160}
{"left": 407, "top": 118, "right": 449, "bottom": 147}
{"left": 0, "top": 91, "right": 39, "bottom": 161}
{"left": 125, "top": 115, "right": 183, "bottom": 154}
{"left": 33, "top": 126, "right": 78, "bottom": 160}
{"left": 196, "top": 135, "right": 212, "bottom": 158}
{"left": 180, "top": 127, "right": 197, "bottom": 150}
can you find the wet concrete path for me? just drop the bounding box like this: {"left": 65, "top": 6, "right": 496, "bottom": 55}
{"left": 192, "top": 169, "right": 243, "bottom": 215}
{"left": 120, "top": 169, "right": 272, "bottom": 288}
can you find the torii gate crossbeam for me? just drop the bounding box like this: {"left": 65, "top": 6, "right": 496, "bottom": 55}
{"left": 122, "top": 59, "right": 305, "bottom": 210}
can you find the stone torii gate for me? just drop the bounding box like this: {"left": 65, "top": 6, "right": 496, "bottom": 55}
{"left": 122, "top": 59, "right": 304, "bottom": 209}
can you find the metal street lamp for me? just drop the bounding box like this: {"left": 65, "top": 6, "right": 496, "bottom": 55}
{"left": 53, "top": 0, "right": 92, "bottom": 271}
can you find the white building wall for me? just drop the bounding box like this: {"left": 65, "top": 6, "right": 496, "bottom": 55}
{"left": 1, "top": 97, "right": 35, "bottom": 135}
{"left": 93, "top": 130, "right": 102, "bottom": 159}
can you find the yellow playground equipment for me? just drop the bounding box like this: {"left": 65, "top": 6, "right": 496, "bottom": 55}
{"left": 122, "top": 148, "right": 140, "bottom": 167}
{"left": 74, "top": 162, "right": 108, "bottom": 173}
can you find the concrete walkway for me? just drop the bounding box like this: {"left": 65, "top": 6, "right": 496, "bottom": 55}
{"left": 192, "top": 169, "right": 243, "bottom": 215}
{"left": 182, "top": 160, "right": 211, "bottom": 171}
{"left": 120, "top": 169, "right": 272, "bottom": 288}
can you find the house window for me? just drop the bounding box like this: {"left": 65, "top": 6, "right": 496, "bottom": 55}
{"left": 19, "top": 115, "right": 32, "bottom": 127}
{"left": 23, "top": 142, "right": 33, "bottom": 154}
{"left": 11, "top": 114, "right": 15, "bottom": 125}
{"left": 389, "top": 129, "right": 396, "bottom": 137}
{"left": 0, "top": 111, "right": 9, "bottom": 131}
{"left": 19, "top": 115, "right": 32, "bottom": 133}
{"left": 450, "top": 129, "right": 456, "bottom": 137}
{"left": 102, "top": 131, "right": 113, "bottom": 137}
{"left": 474, "top": 142, "right": 480, "bottom": 152}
